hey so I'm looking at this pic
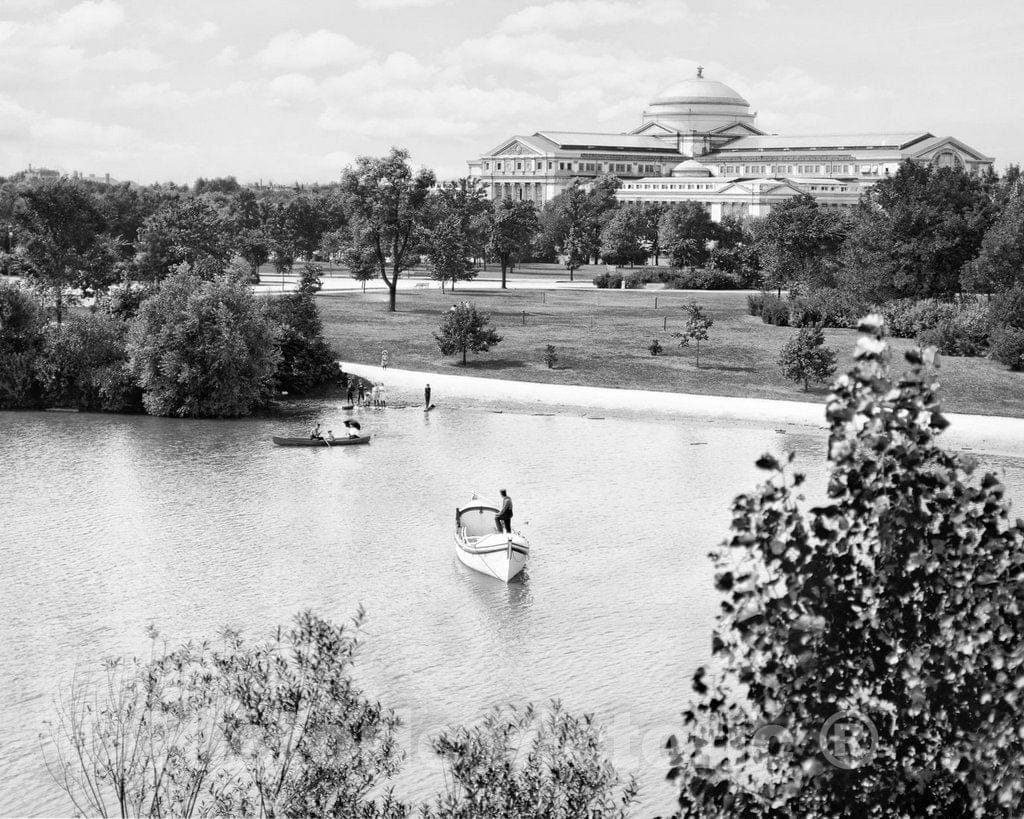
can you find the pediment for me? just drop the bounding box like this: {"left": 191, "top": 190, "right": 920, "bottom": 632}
{"left": 709, "top": 121, "right": 765, "bottom": 137}
{"left": 717, "top": 179, "right": 804, "bottom": 197}
{"left": 487, "top": 138, "right": 544, "bottom": 157}
{"left": 909, "top": 136, "right": 993, "bottom": 163}
{"left": 629, "top": 121, "right": 680, "bottom": 137}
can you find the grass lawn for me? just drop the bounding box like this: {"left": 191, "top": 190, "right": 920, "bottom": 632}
{"left": 317, "top": 288, "right": 1024, "bottom": 418}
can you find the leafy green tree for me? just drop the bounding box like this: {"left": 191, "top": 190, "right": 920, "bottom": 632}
{"left": 0, "top": 280, "right": 45, "bottom": 407}
{"left": 37, "top": 311, "right": 141, "bottom": 411}
{"left": 757, "top": 194, "right": 846, "bottom": 293}
{"left": 339, "top": 148, "right": 436, "bottom": 312}
{"left": 487, "top": 199, "right": 538, "bottom": 288}
{"left": 778, "top": 325, "right": 838, "bottom": 390}
{"left": 840, "top": 161, "right": 992, "bottom": 300}
{"left": 672, "top": 302, "right": 713, "bottom": 366}
{"left": 45, "top": 610, "right": 408, "bottom": 819}
{"left": 427, "top": 213, "right": 477, "bottom": 293}
{"left": 432, "top": 177, "right": 492, "bottom": 266}
{"left": 236, "top": 227, "right": 271, "bottom": 282}
{"left": 542, "top": 183, "right": 603, "bottom": 281}
{"left": 972, "top": 193, "right": 1024, "bottom": 293}
{"left": 14, "top": 177, "right": 112, "bottom": 323}
{"left": 127, "top": 265, "right": 280, "bottom": 417}
{"left": 424, "top": 703, "right": 637, "bottom": 819}
{"left": 599, "top": 203, "right": 649, "bottom": 266}
{"left": 134, "top": 198, "right": 232, "bottom": 283}
{"left": 659, "top": 202, "right": 718, "bottom": 269}
{"left": 671, "top": 317, "right": 1024, "bottom": 817}
{"left": 434, "top": 302, "right": 501, "bottom": 365}
{"left": 267, "top": 282, "right": 339, "bottom": 395}
{"left": 95, "top": 182, "right": 162, "bottom": 258}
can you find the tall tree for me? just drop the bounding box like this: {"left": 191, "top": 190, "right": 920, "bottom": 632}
{"left": 840, "top": 161, "right": 992, "bottom": 299}
{"left": 134, "top": 198, "right": 231, "bottom": 283}
{"left": 658, "top": 201, "right": 719, "bottom": 270}
{"left": 542, "top": 183, "right": 599, "bottom": 282}
{"left": 488, "top": 199, "right": 538, "bottom": 288}
{"left": 433, "top": 177, "right": 491, "bottom": 266}
{"left": 14, "top": 178, "right": 113, "bottom": 324}
{"left": 427, "top": 213, "right": 477, "bottom": 293}
{"left": 971, "top": 192, "right": 1024, "bottom": 293}
{"left": 756, "top": 194, "right": 847, "bottom": 293}
{"left": 599, "top": 203, "right": 649, "bottom": 266}
{"left": 339, "top": 148, "right": 435, "bottom": 312}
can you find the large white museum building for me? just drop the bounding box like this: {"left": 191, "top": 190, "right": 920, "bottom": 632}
{"left": 467, "top": 67, "right": 994, "bottom": 221}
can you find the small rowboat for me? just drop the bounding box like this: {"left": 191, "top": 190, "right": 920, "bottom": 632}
{"left": 272, "top": 435, "right": 371, "bottom": 447}
{"left": 454, "top": 502, "right": 530, "bottom": 582}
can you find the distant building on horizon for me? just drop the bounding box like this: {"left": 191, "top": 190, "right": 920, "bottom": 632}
{"left": 468, "top": 66, "right": 994, "bottom": 220}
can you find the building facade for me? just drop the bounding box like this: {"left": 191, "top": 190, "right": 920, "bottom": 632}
{"left": 469, "top": 67, "right": 994, "bottom": 219}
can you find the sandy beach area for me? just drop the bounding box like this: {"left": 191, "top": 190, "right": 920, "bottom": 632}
{"left": 340, "top": 361, "right": 1024, "bottom": 459}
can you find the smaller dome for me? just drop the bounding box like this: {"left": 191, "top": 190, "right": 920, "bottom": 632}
{"left": 672, "top": 159, "right": 712, "bottom": 177}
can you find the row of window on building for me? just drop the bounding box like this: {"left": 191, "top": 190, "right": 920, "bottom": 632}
{"left": 483, "top": 159, "right": 664, "bottom": 175}
{"left": 716, "top": 163, "right": 884, "bottom": 176}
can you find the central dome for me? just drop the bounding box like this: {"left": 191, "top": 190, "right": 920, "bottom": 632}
{"left": 642, "top": 69, "right": 756, "bottom": 136}
{"left": 652, "top": 78, "right": 749, "bottom": 108}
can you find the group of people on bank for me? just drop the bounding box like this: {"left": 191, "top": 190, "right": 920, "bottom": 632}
{"left": 345, "top": 380, "right": 387, "bottom": 407}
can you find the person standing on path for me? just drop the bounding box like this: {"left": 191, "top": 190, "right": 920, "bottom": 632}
{"left": 425, "top": 383, "right": 431, "bottom": 408}
{"left": 494, "top": 489, "right": 513, "bottom": 534}
{"left": 357, "top": 382, "right": 365, "bottom": 405}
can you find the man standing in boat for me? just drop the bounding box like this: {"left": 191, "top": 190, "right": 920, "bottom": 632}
{"left": 495, "top": 489, "right": 513, "bottom": 534}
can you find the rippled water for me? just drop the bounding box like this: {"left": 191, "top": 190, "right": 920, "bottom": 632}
{"left": 1, "top": 401, "right": 1023, "bottom": 816}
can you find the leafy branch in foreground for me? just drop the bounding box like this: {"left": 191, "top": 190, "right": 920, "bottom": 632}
{"left": 670, "top": 316, "right": 1024, "bottom": 817}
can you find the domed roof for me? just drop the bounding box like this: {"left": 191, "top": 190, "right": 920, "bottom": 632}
{"left": 672, "top": 159, "right": 712, "bottom": 177}
{"left": 652, "top": 76, "right": 749, "bottom": 108}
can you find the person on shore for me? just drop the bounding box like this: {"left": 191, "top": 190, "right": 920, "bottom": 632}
{"left": 378, "top": 383, "right": 387, "bottom": 407}
{"left": 371, "top": 383, "right": 379, "bottom": 407}
{"left": 310, "top": 422, "right": 322, "bottom": 440}
{"left": 425, "top": 383, "right": 431, "bottom": 408}
{"left": 494, "top": 489, "right": 513, "bottom": 534}
{"left": 357, "top": 382, "right": 366, "bottom": 405}
{"left": 346, "top": 383, "right": 354, "bottom": 404}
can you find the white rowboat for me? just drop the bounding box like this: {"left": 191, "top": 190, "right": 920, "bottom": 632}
{"left": 454, "top": 502, "right": 530, "bottom": 582}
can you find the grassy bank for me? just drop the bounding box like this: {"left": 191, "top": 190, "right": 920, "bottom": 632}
{"left": 317, "top": 288, "right": 1024, "bottom": 418}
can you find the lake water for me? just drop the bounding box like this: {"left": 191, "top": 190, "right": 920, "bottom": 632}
{"left": 2, "top": 400, "right": 1023, "bottom": 816}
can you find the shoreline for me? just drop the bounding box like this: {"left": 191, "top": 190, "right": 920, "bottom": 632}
{"left": 340, "top": 361, "right": 1024, "bottom": 458}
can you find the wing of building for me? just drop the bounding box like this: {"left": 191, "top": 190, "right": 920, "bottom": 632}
{"left": 468, "top": 67, "right": 994, "bottom": 220}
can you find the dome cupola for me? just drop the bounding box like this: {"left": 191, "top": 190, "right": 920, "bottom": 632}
{"left": 642, "top": 66, "right": 756, "bottom": 133}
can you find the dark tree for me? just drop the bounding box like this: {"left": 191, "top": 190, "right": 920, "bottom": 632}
{"left": 434, "top": 302, "right": 502, "bottom": 364}
{"left": 488, "top": 199, "right": 538, "bottom": 287}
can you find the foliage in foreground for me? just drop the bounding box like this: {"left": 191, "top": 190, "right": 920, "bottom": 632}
{"left": 425, "top": 703, "right": 638, "bottom": 819}
{"left": 671, "top": 316, "right": 1024, "bottom": 817}
{"left": 127, "top": 265, "right": 280, "bottom": 417}
{"left": 45, "top": 610, "right": 406, "bottom": 819}
{"left": 45, "top": 612, "right": 632, "bottom": 819}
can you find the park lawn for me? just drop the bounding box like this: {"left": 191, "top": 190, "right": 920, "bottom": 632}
{"left": 317, "top": 288, "right": 1024, "bottom": 418}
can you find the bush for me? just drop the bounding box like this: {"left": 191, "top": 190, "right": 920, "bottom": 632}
{"left": 127, "top": 265, "right": 281, "bottom": 417}
{"left": 592, "top": 272, "right": 623, "bottom": 289}
{"left": 666, "top": 268, "right": 743, "bottom": 290}
{"left": 917, "top": 301, "right": 990, "bottom": 357}
{"left": 267, "top": 291, "right": 339, "bottom": 394}
{"left": 747, "top": 293, "right": 765, "bottom": 316}
{"left": 881, "top": 298, "right": 957, "bottom": 339}
{"left": 648, "top": 339, "right": 663, "bottom": 356}
{"left": 803, "top": 287, "right": 867, "bottom": 328}
{"left": 787, "top": 299, "right": 823, "bottom": 328}
{"left": 989, "top": 325, "right": 1024, "bottom": 370}
{"left": 543, "top": 344, "right": 558, "bottom": 368}
{"left": 759, "top": 295, "right": 790, "bottom": 326}
{"left": 0, "top": 280, "right": 45, "bottom": 408}
{"left": 989, "top": 284, "right": 1024, "bottom": 330}
{"left": 623, "top": 270, "right": 653, "bottom": 289}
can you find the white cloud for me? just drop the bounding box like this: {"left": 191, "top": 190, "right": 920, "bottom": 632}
{"left": 211, "top": 45, "right": 239, "bottom": 67}
{"left": 90, "top": 47, "right": 168, "bottom": 71}
{"left": 268, "top": 73, "right": 321, "bottom": 107}
{"left": 355, "top": 0, "right": 449, "bottom": 8}
{"left": 322, "top": 150, "right": 354, "bottom": 169}
{"left": 255, "top": 29, "right": 372, "bottom": 71}
{"left": 111, "top": 81, "right": 189, "bottom": 107}
{"left": 49, "top": 0, "right": 124, "bottom": 43}
{"left": 500, "top": 0, "right": 691, "bottom": 33}
{"left": 31, "top": 115, "right": 137, "bottom": 148}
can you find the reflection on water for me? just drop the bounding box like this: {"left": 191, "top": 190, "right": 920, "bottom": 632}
{"left": 1, "top": 403, "right": 1022, "bottom": 816}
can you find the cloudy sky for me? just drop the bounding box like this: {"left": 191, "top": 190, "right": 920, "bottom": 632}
{"left": 0, "top": 0, "right": 1020, "bottom": 184}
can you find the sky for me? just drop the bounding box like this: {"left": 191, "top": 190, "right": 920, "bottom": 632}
{"left": 0, "top": 0, "right": 1021, "bottom": 184}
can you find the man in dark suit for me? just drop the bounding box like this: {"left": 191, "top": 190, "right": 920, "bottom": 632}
{"left": 495, "top": 489, "right": 513, "bottom": 534}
